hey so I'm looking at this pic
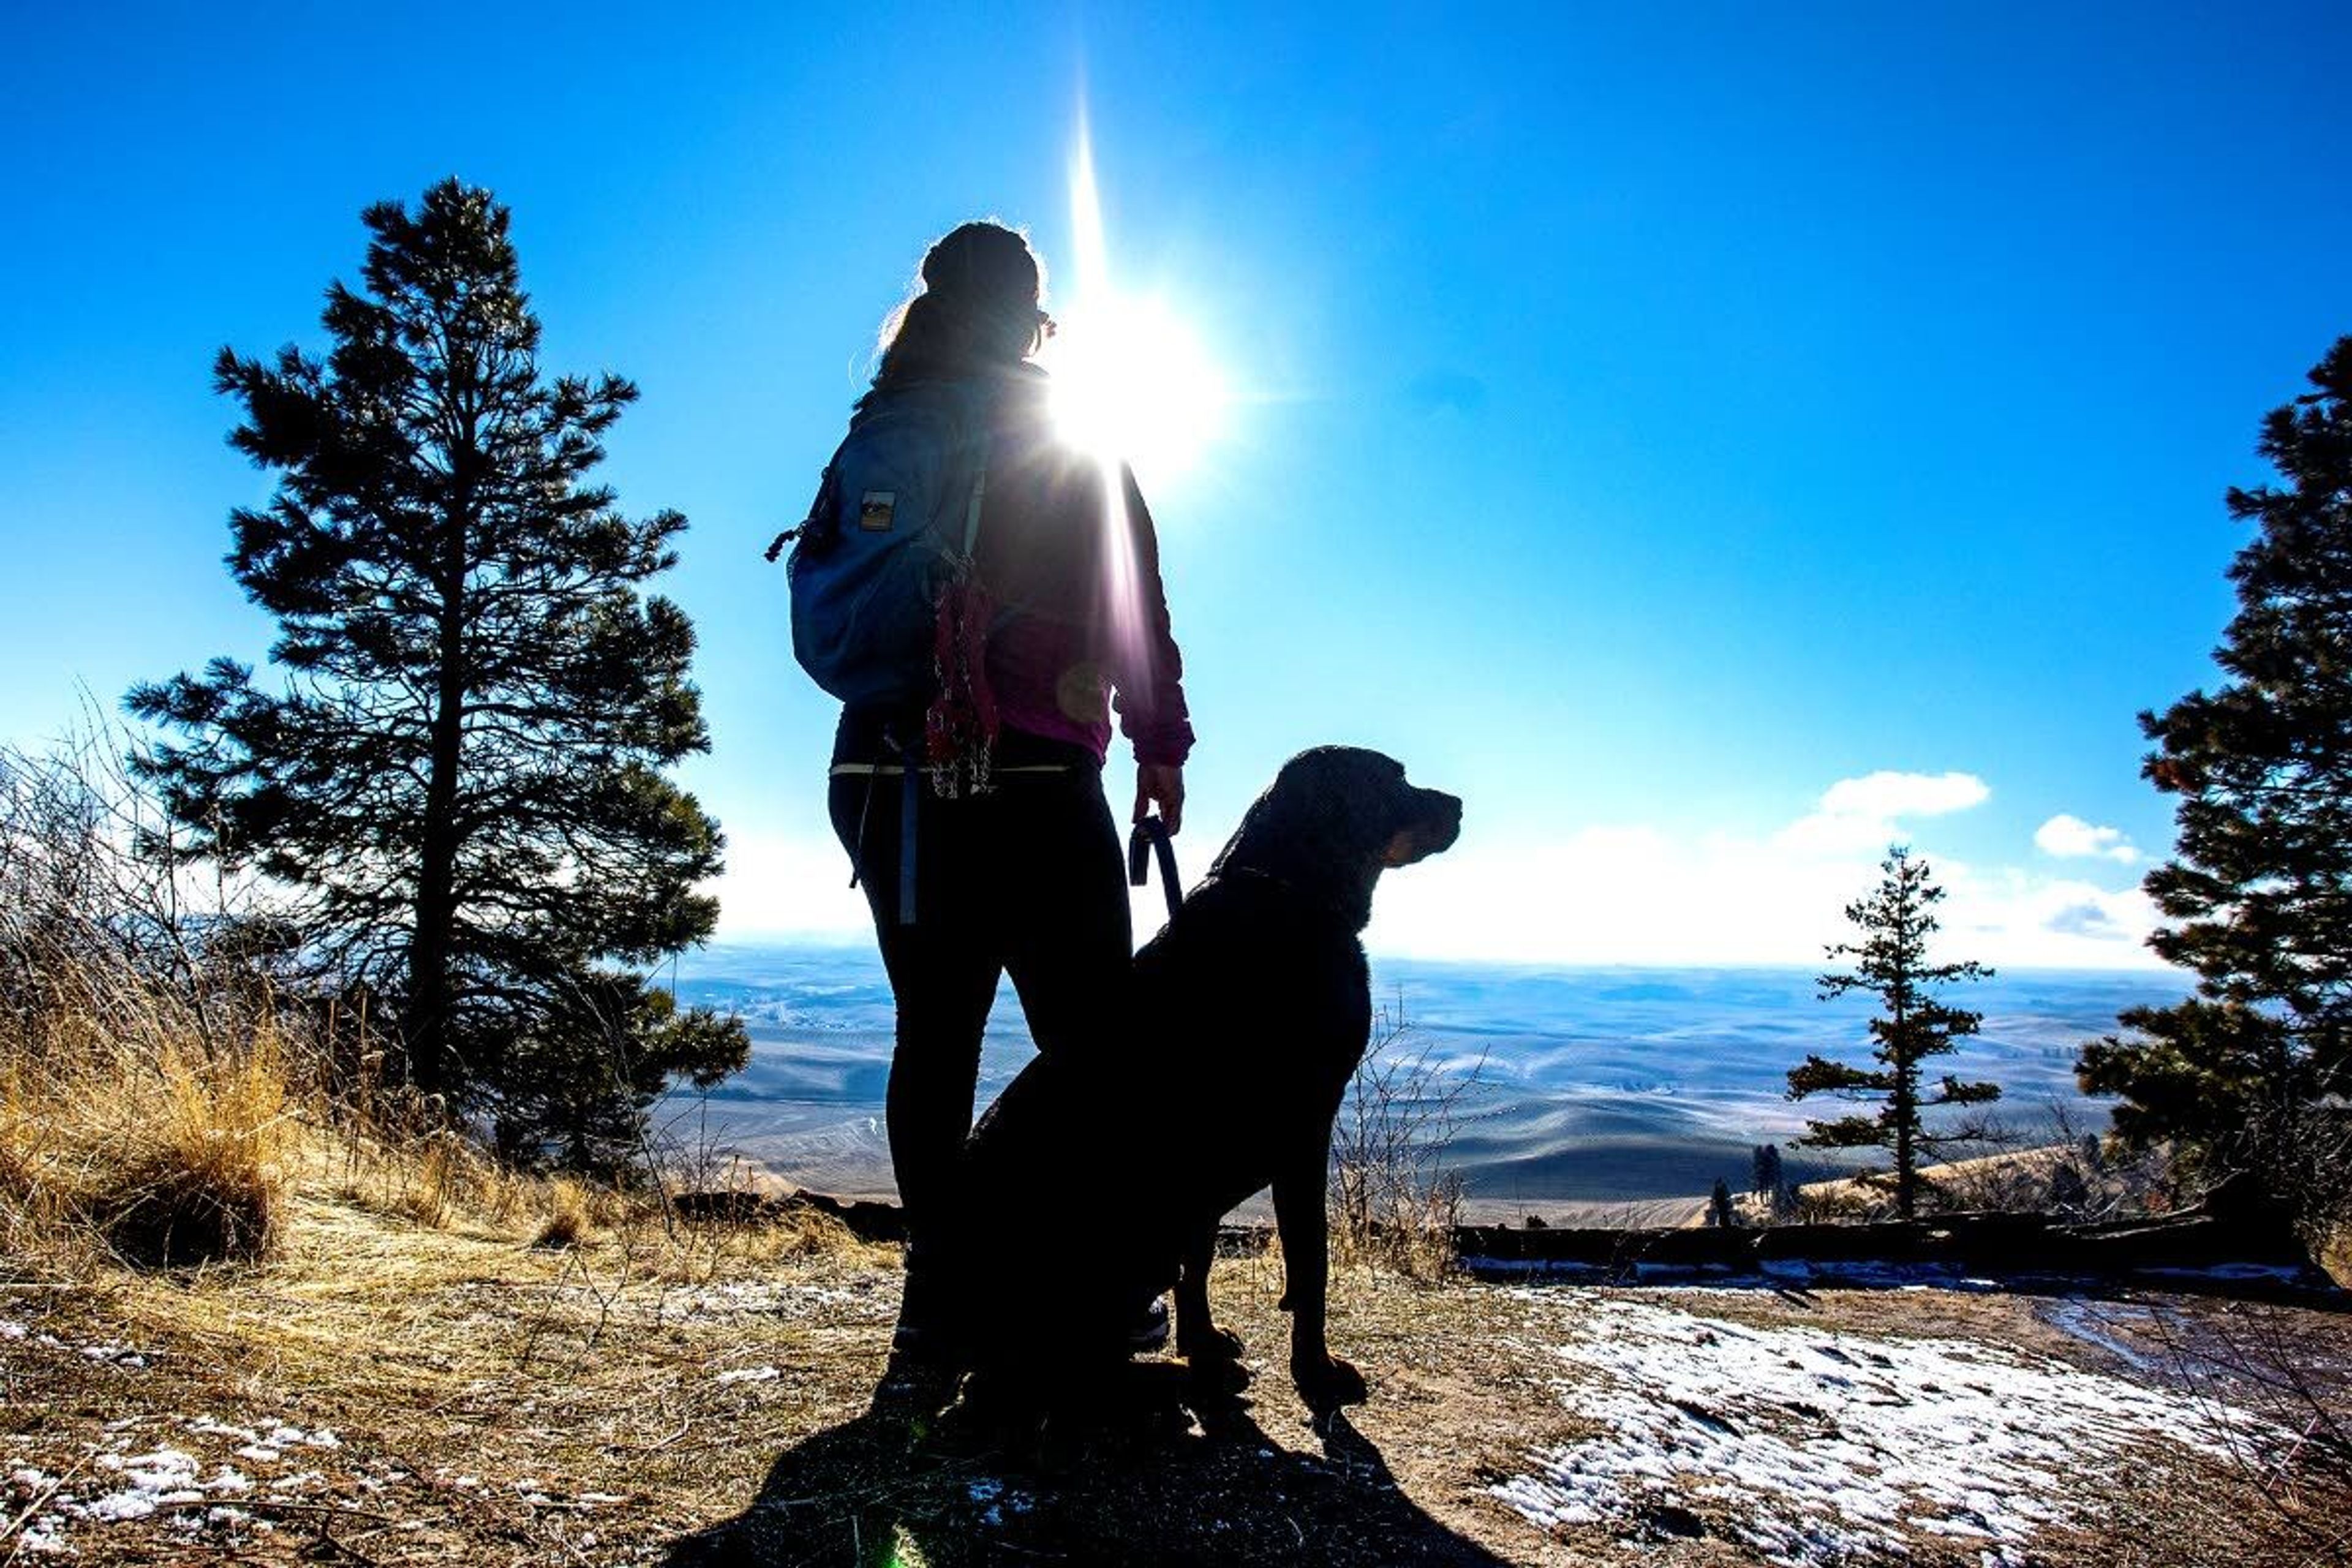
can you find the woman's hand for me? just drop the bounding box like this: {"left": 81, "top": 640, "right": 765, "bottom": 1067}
{"left": 1135, "top": 763, "right": 1186, "bottom": 837}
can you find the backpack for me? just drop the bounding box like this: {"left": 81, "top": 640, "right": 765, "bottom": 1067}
{"left": 769, "top": 380, "right": 994, "bottom": 711}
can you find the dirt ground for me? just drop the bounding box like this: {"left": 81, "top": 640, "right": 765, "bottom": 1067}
{"left": 3, "top": 1189, "right": 2345, "bottom": 1567}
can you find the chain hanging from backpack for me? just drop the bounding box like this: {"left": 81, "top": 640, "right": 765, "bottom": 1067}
{"left": 923, "top": 464, "right": 998, "bottom": 799}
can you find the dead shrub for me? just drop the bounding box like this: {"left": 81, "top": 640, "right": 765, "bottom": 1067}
{"left": 0, "top": 722, "right": 786, "bottom": 1281}
{"left": 533, "top": 1176, "right": 594, "bottom": 1249}
{"left": 2321, "top": 1224, "right": 2352, "bottom": 1292}
{"left": 5, "top": 1021, "right": 294, "bottom": 1270}
{"left": 0, "top": 729, "right": 301, "bottom": 1269}
{"left": 1329, "top": 1000, "right": 1485, "bottom": 1281}
{"left": 2143, "top": 1300, "right": 2352, "bottom": 1564}
{"left": 761, "top": 1200, "right": 861, "bottom": 1261}
{"left": 2282, "top": 1102, "right": 2352, "bottom": 1288}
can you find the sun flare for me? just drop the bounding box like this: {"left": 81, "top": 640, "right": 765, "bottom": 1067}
{"left": 1042, "top": 118, "right": 1230, "bottom": 481}
{"left": 1044, "top": 295, "right": 1229, "bottom": 479}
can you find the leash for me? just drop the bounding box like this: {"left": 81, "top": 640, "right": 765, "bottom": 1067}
{"left": 1128, "top": 816, "right": 1183, "bottom": 922}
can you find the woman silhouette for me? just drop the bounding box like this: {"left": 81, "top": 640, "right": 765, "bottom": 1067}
{"left": 822, "top": 221, "right": 1194, "bottom": 1358}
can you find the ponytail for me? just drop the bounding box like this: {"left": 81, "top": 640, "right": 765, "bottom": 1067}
{"left": 859, "top": 221, "right": 1044, "bottom": 411}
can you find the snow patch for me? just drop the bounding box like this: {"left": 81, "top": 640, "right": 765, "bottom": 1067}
{"left": 16, "top": 1518, "right": 70, "bottom": 1555}
{"left": 716, "top": 1365, "right": 780, "bottom": 1385}
{"left": 270, "top": 1423, "right": 340, "bottom": 1449}
{"left": 663, "top": 1280, "right": 865, "bottom": 1319}
{"left": 69, "top": 1447, "right": 206, "bottom": 1523}
{"left": 2037, "top": 1300, "right": 2160, "bottom": 1372}
{"left": 965, "top": 1476, "right": 1034, "bottom": 1528}
{"left": 1494, "top": 1295, "right": 2268, "bottom": 1566}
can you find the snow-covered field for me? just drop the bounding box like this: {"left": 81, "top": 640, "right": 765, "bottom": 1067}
{"left": 1492, "top": 1293, "right": 2272, "bottom": 1566}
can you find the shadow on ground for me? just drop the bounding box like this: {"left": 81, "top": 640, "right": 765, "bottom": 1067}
{"left": 666, "top": 1360, "right": 1514, "bottom": 1567}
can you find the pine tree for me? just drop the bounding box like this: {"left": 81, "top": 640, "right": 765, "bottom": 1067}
{"left": 127, "top": 179, "right": 746, "bottom": 1164}
{"left": 2078, "top": 336, "right": 2352, "bottom": 1207}
{"left": 1751, "top": 1142, "right": 1790, "bottom": 1221}
{"left": 1788, "top": 846, "right": 1999, "bottom": 1219}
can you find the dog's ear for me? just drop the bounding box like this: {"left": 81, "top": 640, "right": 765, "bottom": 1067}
{"left": 1381, "top": 829, "right": 1428, "bottom": 868}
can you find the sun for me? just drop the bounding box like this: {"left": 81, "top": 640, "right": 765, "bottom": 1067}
{"left": 1041, "top": 116, "right": 1230, "bottom": 481}
{"left": 1042, "top": 293, "right": 1229, "bottom": 480}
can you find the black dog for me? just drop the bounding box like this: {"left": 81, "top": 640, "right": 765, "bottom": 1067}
{"left": 946, "top": 746, "right": 1463, "bottom": 1412}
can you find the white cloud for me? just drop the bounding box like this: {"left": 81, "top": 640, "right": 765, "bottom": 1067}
{"left": 1777, "top": 769, "right": 1991, "bottom": 855}
{"left": 1937, "top": 872, "right": 2162, "bottom": 967}
{"left": 709, "top": 769, "right": 2169, "bottom": 972}
{"left": 2034, "top": 813, "right": 2141, "bottom": 864}
{"left": 1368, "top": 771, "right": 2163, "bottom": 971}
{"left": 712, "top": 829, "right": 872, "bottom": 940}
{"left": 714, "top": 826, "right": 1186, "bottom": 944}
{"left": 1819, "top": 771, "right": 1992, "bottom": 820}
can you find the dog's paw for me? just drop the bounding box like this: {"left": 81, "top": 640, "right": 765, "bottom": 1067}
{"left": 1291, "top": 1352, "right": 1369, "bottom": 1413}
{"left": 1185, "top": 1350, "right": 1253, "bottom": 1400}
{"left": 1179, "top": 1324, "right": 1246, "bottom": 1364}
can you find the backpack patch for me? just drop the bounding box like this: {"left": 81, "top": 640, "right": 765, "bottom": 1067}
{"left": 778, "top": 382, "right": 993, "bottom": 713}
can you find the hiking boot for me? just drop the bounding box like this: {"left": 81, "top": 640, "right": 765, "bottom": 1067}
{"left": 892, "top": 1260, "right": 963, "bottom": 1360}
{"left": 1126, "top": 1294, "right": 1170, "bottom": 1354}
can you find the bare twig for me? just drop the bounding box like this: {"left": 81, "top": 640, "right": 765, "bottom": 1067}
{"left": 0, "top": 1447, "right": 94, "bottom": 1560}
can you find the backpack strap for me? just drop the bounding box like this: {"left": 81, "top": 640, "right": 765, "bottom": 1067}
{"left": 894, "top": 733, "right": 921, "bottom": 924}
{"left": 958, "top": 455, "right": 989, "bottom": 557}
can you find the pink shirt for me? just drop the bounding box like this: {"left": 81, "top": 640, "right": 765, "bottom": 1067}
{"left": 971, "top": 371, "right": 1195, "bottom": 768}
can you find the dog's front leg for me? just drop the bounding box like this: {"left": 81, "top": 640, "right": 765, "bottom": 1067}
{"left": 1273, "top": 1141, "right": 1367, "bottom": 1413}
{"left": 1175, "top": 1221, "right": 1243, "bottom": 1360}
{"left": 1176, "top": 1220, "right": 1248, "bottom": 1395}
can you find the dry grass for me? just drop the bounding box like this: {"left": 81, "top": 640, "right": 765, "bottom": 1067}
{"left": 1, "top": 1001, "right": 297, "bottom": 1272}
{"left": 1779, "top": 1145, "right": 2075, "bottom": 1220}
{"left": 1, "top": 725, "right": 314, "bottom": 1275}
{"left": 2323, "top": 1221, "right": 2352, "bottom": 1291}
{"left": 0, "top": 725, "right": 874, "bottom": 1297}
{"left": 532, "top": 1174, "right": 594, "bottom": 1249}
{"left": 1776, "top": 1133, "right": 2177, "bottom": 1223}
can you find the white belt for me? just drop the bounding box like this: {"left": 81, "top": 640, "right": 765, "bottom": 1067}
{"left": 829, "top": 763, "right": 1074, "bottom": 777}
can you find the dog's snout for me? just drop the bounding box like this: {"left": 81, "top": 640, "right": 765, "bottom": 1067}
{"left": 1381, "top": 786, "right": 1461, "bottom": 868}
{"left": 1422, "top": 791, "right": 1463, "bottom": 852}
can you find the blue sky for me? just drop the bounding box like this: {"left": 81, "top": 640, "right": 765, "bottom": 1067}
{"left": 4, "top": 3, "right": 2347, "bottom": 967}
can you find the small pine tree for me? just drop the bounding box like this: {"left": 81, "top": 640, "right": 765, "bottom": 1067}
{"left": 127, "top": 179, "right": 747, "bottom": 1164}
{"left": 1752, "top": 1142, "right": 1790, "bottom": 1222}
{"left": 2079, "top": 336, "right": 2352, "bottom": 1215}
{"left": 2047, "top": 1162, "right": 2090, "bottom": 1216}
{"left": 1707, "top": 1178, "right": 1737, "bottom": 1229}
{"left": 1788, "top": 846, "right": 1999, "bottom": 1219}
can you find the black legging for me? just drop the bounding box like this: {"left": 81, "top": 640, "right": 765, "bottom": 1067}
{"left": 827, "top": 747, "right": 1133, "bottom": 1274}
